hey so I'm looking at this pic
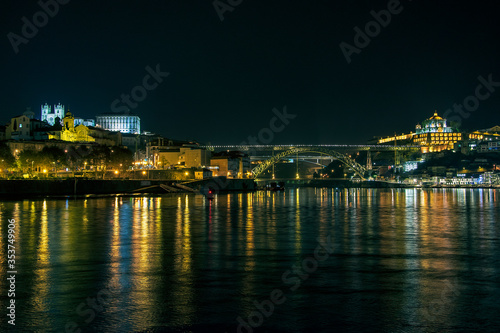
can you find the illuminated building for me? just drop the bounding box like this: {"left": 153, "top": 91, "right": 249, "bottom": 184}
{"left": 41, "top": 103, "right": 65, "bottom": 126}
{"left": 378, "top": 132, "right": 415, "bottom": 144}
{"left": 147, "top": 138, "right": 210, "bottom": 168}
{"left": 96, "top": 113, "right": 140, "bottom": 134}
{"left": 48, "top": 112, "right": 121, "bottom": 146}
{"left": 151, "top": 147, "right": 211, "bottom": 169}
{"left": 210, "top": 151, "right": 251, "bottom": 178}
{"left": 376, "top": 111, "right": 464, "bottom": 153}
{"left": 453, "top": 126, "right": 500, "bottom": 154}
{"left": 74, "top": 118, "right": 95, "bottom": 127}
{"left": 5, "top": 109, "right": 49, "bottom": 140}
{"left": 413, "top": 112, "right": 462, "bottom": 153}
{"left": 6, "top": 113, "right": 31, "bottom": 140}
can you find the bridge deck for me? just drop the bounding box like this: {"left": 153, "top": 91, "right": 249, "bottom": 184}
{"left": 200, "top": 144, "right": 420, "bottom": 152}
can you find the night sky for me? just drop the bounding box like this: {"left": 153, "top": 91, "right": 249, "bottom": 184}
{"left": 1, "top": 0, "right": 499, "bottom": 144}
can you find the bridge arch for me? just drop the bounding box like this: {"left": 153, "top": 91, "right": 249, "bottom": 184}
{"left": 251, "top": 147, "right": 367, "bottom": 180}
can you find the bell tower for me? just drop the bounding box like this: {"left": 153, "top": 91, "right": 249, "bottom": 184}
{"left": 41, "top": 103, "right": 51, "bottom": 123}
{"left": 54, "top": 103, "right": 65, "bottom": 121}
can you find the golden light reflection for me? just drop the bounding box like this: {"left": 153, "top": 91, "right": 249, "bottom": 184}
{"left": 240, "top": 192, "right": 256, "bottom": 305}
{"left": 173, "top": 194, "right": 194, "bottom": 321}
{"left": 294, "top": 188, "right": 301, "bottom": 255}
{"left": 32, "top": 199, "right": 50, "bottom": 315}
{"left": 108, "top": 197, "right": 121, "bottom": 290}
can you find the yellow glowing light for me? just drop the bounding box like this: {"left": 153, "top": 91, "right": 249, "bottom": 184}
{"left": 142, "top": 171, "right": 146, "bottom": 175}
{"left": 185, "top": 172, "right": 189, "bottom": 176}
{"left": 114, "top": 170, "right": 119, "bottom": 174}
{"left": 43, "top": 169, "right": 47, "bottom": 173}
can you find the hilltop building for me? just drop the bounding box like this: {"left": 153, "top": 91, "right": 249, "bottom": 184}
{"left": 47, "top": 112, "right": 121, "bottom": 146}
{"left": 5, "top": 109, "right": 51, "bottom": 140}
{"left": 377, "top": 111, "right": 462, "bottom": 153}
{"left": 74, "top": 118, "right": 95, "bottom": 127}
{"left": 413, "top": 112, "right": 462, "bottom": 153}
{"left": 96, "top": 112, "right": 140, "bottom": 134}
{"left": 41, "top": 103, "right": 65, "bottom": 126}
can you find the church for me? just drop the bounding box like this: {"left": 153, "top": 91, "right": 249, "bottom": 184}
{"left": 41, "top": 103, "right": 65, "bottom": 126}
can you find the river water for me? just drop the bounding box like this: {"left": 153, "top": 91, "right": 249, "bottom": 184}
{"left": 1, "top": 188, "right": 499, "bottom": 332}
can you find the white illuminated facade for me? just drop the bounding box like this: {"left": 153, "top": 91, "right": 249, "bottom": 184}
{"left": 41, "top": 103, "right": 65, "bottom": 125}
{"left": 96, "top": 113, "right": 140, "bottom": 134}
{"left": 74, "top": 118, "right": 96, "bottom": 127}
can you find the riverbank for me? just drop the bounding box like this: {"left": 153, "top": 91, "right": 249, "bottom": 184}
{"left": 256, "top": 178, "right": 500, "bottom": 189}
{"left": 0, "top": 178, "right": 257, "bottom": 197}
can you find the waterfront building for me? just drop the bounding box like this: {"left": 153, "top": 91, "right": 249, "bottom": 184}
{"left": 96, "top": 113, "right": 140, "bottom": 134}
{"left": 41, "top": 103, "right": 65, "bottom": 126}
{"left": 151, "top": 147, "right": 211, "bottom": 169}
{"left": 195, "top": 168, "right": 213, "bottom": 179}
{"left": 146, "top": 138, "right": 210, "bottom": 169}
{"left": 210, "top": 151, "right": 251, "bottom": 178}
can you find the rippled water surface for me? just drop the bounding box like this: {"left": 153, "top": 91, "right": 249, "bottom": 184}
{"left": 1, "top": 188, "right": 500, "bottom": 332}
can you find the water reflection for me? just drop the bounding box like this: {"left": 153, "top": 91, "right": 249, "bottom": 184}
{"left": 0, "top": 189, "right": 499, "bottom": 332}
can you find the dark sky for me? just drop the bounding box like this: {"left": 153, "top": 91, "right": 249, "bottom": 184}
{"left": 1, "top": 0, "right": 499, "bottom": 144}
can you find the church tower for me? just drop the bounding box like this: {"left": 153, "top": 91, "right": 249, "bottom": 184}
{"left": 54, "top": 103, "right": 65, "bottom": 120}
{"left": 63, "top": 111, "right": 75, "bottom": 131}
{"left": 41, "top": 103, "right": 51, "bottom": 123}
{"left": 40, "top": 103, "right": 65, "bottom": 126}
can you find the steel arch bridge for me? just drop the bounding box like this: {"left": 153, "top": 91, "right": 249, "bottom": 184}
{"left": 251, "top": 147, "right": 367, "bottom": 180}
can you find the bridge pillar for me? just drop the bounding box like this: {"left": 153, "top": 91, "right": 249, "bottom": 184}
{"left": 366, "top": 150, "right": 372, "bottom": 170}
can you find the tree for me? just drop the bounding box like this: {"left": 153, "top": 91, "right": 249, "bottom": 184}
{"left": 0, "top": 143, "right": 15, "bottom": 177}
{"left": 18, "top": 149, "right": 43, "bottom": 172}
{"left": 0, "top": 143, "right": 15, "bottom": 170}
{"left": 66, "top": 145, "right": 92, "bottom": 171}
{"left": 87, "top": 146, "right": 109, "bottom": 171}
{"left": 41, "top": 146, "right": 68, "bottom": 170}
{"left": 109, "top": 146, "right": 133, "bottom": 170}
